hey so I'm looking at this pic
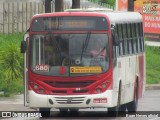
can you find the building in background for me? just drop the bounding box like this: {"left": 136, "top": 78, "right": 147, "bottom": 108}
{"left": 134, "top": 0, "right": 160, "bottom": 41}
{"left": 118, "top": 0, "right": 128, "bottom": 11}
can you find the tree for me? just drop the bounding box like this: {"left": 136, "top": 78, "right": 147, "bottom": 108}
{"left": 55, "top": 0, "right": 64, "bottom": 12}
{"left": 100, "top": 0, "right": 115, "bottom": 6}
{"left": 0, "top": 36, "right": 23, "bottom": 95}
{"left": 72, "top": 0, "right": 80, "bottom": 9}
{"left": 45, "top": 0, "right": 52, "bottom": 13}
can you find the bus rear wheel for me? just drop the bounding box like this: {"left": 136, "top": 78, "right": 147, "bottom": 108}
{"left": 39, "top": 108, "right": 50, "bottom": 117}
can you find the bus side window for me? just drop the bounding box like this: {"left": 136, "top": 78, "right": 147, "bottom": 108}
{"left": 140, "top": 23, "right": 144, "bottom": 51}
{"left": 115, "top": 25, "right": 121, "bottom": 57}
{"left": 131, "top": 23, "right": 137, "bottom": 54}
{"left": 136, "top": 23, "right": 141, "bottom": 52}
{"left": 128, "top": 23, "right": 132, "bottom": 55}
{"left": 126, "top": 24, "right": 130, "bottom": 55}
{"left": 139, "top": 23, "right": 144, "bottom": 52}
{"left": 112, "top": 25, "right": 119, "bottom": 59}
{"left": 122, "top": 24, "right": 128, "bottom": 55}
{"left": 135, "top": 23, "right": 138, "bottom": 53}
{"left": 121, "top": 24, "right": 125, "bottom": 55}
{"left": 118, "top": 24, "right": 124, "bottom": 56}
{"left": 116, "top": 25, "right": 120, "bottom": 56}
{"left": 115, "top": 25, "right": 120, "bottom": 57}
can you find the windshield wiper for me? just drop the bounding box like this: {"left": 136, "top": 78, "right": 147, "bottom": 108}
{"left": 80, "top": 31, "right": 91, "bottom": 61}
{"left": 45, "top": 34, "right": 63, "bottom": 62}
{"left": 96, "top": 46, "right": 106, "bottom": 57}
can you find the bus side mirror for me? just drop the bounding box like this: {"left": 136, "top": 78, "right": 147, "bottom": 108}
{"left": 21, "top": 41, "right": 26, "bottom": 53}
{"left": 21, "top": 29, "right": 29, "bottom": 53}
{"left": 111, "top": 24, "right": 120, "bottom": 46}
{"left": 113, "top": 33, "right": 120, "bottom": 46}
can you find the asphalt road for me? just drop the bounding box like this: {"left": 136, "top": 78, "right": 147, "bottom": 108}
{"left": 0, "top": 90, "right": 160, "bottom": 120}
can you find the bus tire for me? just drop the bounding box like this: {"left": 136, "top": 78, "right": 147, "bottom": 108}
{"left": 120, "top": 104, "right": 126, "bottom": 112}
{"left": 108, "top": 107, "right": 118, "bottom": 117}
{"left": 39, "top": 108, "right": 50, "bottom": 117}
{"left": 69, "top": 108, "right": 79, "bottom": 114}
{"left": 119, "top": 104, "right": 127, "bottom": 115}
{"left": 127, "top": 82, "right": 138, "bottom": 113}
{"left": 59, "top": 108, "right": 68, "bottom": 114}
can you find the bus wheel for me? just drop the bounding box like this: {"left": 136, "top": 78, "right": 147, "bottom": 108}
{"left": 127, "top": 82, "right": 138, "bottom": 113}
{"left": 39, "top": 108, "right": 50, "bottom": 117}
{"left": 69, "top": 109, "right": 79, "bottom": 114}
{"left": 108, "top": 83, "right": 121, "bottom": 117}
{"left": 120, "top": 104, "right": 126, "bottom": 112}
{"left": 59, "top": 108, "right": 68, "bottom": 114}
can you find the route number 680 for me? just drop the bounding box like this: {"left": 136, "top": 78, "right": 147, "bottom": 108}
{"left": 35, "top": 65, "right": 49, "bottom": 71}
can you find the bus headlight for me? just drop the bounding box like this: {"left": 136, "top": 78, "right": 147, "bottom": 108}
{"left": 33, "top": 85, "right": 38, "bottom": 89}
{"left": 96, "top": 88, "right": 101, "bottom": 93}
{"left": 102, "top": 83, "right": 106, "bottom": 88}
{"left": 39, "top": 89, "right": 44, "bottom": 93}
{"left": 93, "top": 80, "right": 111, "bottom": 94}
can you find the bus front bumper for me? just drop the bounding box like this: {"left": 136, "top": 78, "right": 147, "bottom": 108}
{"left": 28, "top": 90, "right": 116, "bottom": 109}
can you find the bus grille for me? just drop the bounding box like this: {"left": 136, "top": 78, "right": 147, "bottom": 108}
{"left": 45, "top": 80, "right": 95, "bottom": 88}
{"left": 54, "top": 97, "right": 85, "bottom": 104}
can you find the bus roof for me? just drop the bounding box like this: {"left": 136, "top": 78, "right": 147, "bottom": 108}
{"left": 33, "top": 10, "right": 142, "bottom": 24}
{"left": 103, "top": 12, "right": 142, "bottom": 24}
{"left": 65, "top": 8, "right": 113, "bottom": 12}
{"left": 64, "top": 8, "right": 142, "bottom": 23}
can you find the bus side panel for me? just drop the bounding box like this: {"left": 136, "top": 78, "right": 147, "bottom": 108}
{"left": 112, "top": 57, "right": 126, "bottom": 105}
{"left": 124, "top": 55, "right": 137, "bottom": 104}
{"left": 113, "top": 55, "right": 138, "bottom": 105}
{"left": 138, "top": 54, "right": 145, "bottom": 98}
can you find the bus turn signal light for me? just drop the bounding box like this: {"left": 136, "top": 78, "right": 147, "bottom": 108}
{"left": 33, "top": 85, "right": 38, "bottom": 89}
{"left": 96, "top": 88, "right": 101, "bottom": 93}
{"left": 102, "top": 83, "right": 106, "bottom": 88}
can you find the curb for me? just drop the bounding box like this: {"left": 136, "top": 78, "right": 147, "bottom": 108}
{"left": 146, "top": 84, "right": 160, "bottom": 90}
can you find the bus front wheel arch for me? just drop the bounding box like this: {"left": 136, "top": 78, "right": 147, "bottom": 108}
{"left": 126, "top": 80, "right": 138, "bottom": 113}
{"left": 108, "top": 81, "right": 124, "bottom": 116}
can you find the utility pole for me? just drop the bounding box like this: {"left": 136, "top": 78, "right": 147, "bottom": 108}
{"left": 128, "top": 0, "right": 134, "bottom": 11}
{"left": 55, "top": 0, "right": 64, "bottom": 12}
{"left": 115, "top": 0, "right": 118, "bottom": 11}
{"left": 45, "top": 0, "right": 52, "bottom": 13}
{"left": 72, "top": 0, "right": 80, "bottom": 9}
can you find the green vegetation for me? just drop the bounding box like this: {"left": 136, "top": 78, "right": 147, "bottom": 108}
{"left": 145, "top": 46, "right": 160, "bottom": 84}
{"left": 0, "top": 33, "right": 23, "bottom": 96}
{"left": 100, "top": 0, "right": 115, "bottom": 6}
{"left": 88, "top": 0, "right": 115, "bottom": 8}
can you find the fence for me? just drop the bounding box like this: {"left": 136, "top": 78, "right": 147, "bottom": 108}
{"left": 0, "top": 0, "right": 113, "bottom": 34}
{"left": 0, "top": 1, "right": 73, "bottom": 34}
{"left": 88, "top": 0, "right": 114, "bottom": 9}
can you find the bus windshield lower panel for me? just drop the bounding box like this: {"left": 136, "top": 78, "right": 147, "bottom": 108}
{"left": 30, "top": 33, "right": 109, "bottom": 76}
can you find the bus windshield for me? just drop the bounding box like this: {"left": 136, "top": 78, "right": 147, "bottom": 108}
{"left": 30, "top": 33, "right": 109, "bottom": 76}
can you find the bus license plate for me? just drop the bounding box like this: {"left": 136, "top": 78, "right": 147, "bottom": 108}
{"left": 93, "top": 98, "right": 107, "bottom": 103}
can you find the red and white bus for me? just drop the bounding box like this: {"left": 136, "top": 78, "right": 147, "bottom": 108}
{"left": 21, "top": 10, "right": 145, "bottom": 117}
